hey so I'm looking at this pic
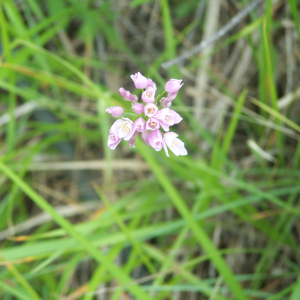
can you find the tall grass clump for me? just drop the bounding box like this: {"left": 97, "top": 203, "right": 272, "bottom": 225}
{"left": 0, "top": 0, "right": 300, "bottom": 299}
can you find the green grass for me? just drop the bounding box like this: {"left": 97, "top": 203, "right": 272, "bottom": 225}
{"left": 0, "top": 0, "right": 300, "bottom": 299}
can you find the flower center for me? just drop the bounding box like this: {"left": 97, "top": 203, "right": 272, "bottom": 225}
{"left": 121, "top": 123, "right": 130, "bottom": 133}
{"left": 147, "top": 108, "right": 155, "bottom": 114}
{"left": 149, "top": 121, "right": 157, "bottom": 128}
{"left": 164, "top": 115, "right": 172, "bottom": 123}
{"left": 146, "top": 91, "right": 151, "bottom": 98}
{"left": 171, "top": 141, "right": 178, "bottom": 148}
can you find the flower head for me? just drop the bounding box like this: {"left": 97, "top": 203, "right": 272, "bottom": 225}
{"left": 163, "top": 132, "right": 187, "bottom": 157}
{"left": 106, "top": 106, "right": 124, "bottom": 117}
{"left": 107, "top": 73, "right": 186, "bottom": 156}
{"left": 131, "top": 72, "right": 149, "bottom": 89}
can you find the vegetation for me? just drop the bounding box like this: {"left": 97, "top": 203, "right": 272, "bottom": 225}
{"left": 0, "top": 0, "right": 300, "bottom": 299}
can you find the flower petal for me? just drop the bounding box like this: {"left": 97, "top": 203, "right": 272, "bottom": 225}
{"left": 170, "top": 110, "right": 182, "bottom": 124}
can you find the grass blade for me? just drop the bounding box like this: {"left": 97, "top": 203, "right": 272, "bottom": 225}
{"left": 0, "top": 160, "right": 154, "bottom": 300}
{"left": 135, "top": 138, "right": 250, "bottom": 300}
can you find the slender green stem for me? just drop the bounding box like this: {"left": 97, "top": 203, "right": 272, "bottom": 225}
{"left": 263, "top": 14, "right": 284, "bottom": 164}
{"left": 154, "top": 90, "right": 166, "bottom": 104}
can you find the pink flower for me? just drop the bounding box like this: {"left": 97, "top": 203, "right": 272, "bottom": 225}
{"left": 108, "top": 75, "right": 186, "bottom": 156}
{"left": 160, "top": 97, "right": 171, "bottom": 108}
{"left": 132, "top": 103, "right": 144, "bottom": 114}
{"left": 148, "top": 130, "right": 163, "bottom": 151}
{"left": 141, "top": 131, "right": 150, "bottom": 145}
{"left": 165, "top": 79, "right": 183, "bottom": 94}
{"left": 162, "top": 91, "right": 178, "bottom": 106}
{"left": 130, "top": 72, "right": 149, "bottom": 89}
{"left": 119, "top": 87, "right": 138, "bottom": 102}
{"left": 161, "top": 91, "right": 179, "bottom": 107}
{"left": 168, "top": 92, "right": 178, "bottom": 101}
{"left": 156, "top": 108, "right": 182, "bottom": 131}
{"left": 163, "top": 132, "right": 187, "bottom": 156}
{"left": 111, "top": 118, "right": 135, "bottom": 141}
{"left": 147, "top": 78, "right": 157, "bottom": 91}
{"left": 129, "top": 131, "right": 138, "bottom": 148}
{"left": 106, "top": 106, "right": 124, "bottom": 117}
{"left": 108, "top": 129, "right": 122, "bottom": 150}
{"left": 133, "top": 117, "right": 146, "bottom": 132}
{"left": 146, "top": 118, "right": 160, "bottom": 131}
{"left": 144, "top": 103, "right": 158, "bottom": 117}
{"left": 141, "top": 87, "right": 156, "bottom": 103}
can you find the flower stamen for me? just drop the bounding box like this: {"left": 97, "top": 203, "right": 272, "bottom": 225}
{"left": 147, "top": 108, "right": 155, "bottom": 114}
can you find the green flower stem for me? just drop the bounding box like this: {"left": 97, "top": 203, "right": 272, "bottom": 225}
{"left": 132, "top": 115, "right": 143, "bottom": 122}
{"left": 154, "top": 91, "right": 166, "bottom": 104}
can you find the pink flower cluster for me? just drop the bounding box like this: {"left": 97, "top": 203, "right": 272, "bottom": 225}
{"left": 106, "top": 72, "right": 187, "bottom": 157}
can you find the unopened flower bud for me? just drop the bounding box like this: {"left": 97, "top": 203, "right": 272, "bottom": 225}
{"left": 160, "top": 97, "right": 172, "bottom": 108}
{"left": 119, "top": 87, "right": 138, "bottom": 102}
{"left": 147, "top": 78, "right": 157, "bottom": 91}
{"left": 106, "top": 106, "right": 124, "bottom": 117}
{"left": 132, "top": 103, "right": 144, "bottom": 114}
{"left": 130, "top": 72, "right": 149, "bottom": 89}
{"left": 165, "top": 79, "right": 183, "bottom": 94}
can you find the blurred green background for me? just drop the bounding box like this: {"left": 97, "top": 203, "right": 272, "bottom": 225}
{"left": 1, "top": 0, "right": 300, "bottom": 299}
